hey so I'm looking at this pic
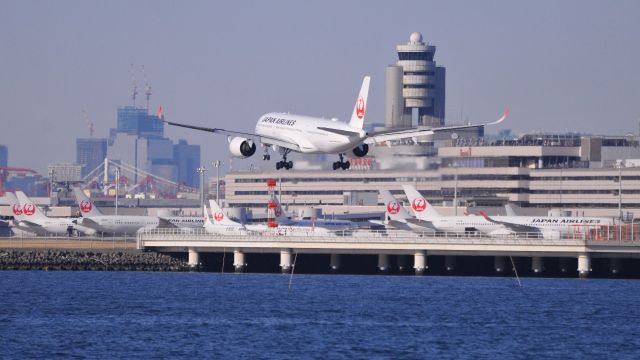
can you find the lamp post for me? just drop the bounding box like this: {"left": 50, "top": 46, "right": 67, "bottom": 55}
{"left": 115, "top": 167, "right": 120, "bottom": 216}
{"left": 213, "top": 160, "right": 221, "bottom": 203}
{"left": 196, "top": 166, "right": 207, "bottom": 211}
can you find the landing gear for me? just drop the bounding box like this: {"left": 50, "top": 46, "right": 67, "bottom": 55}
{"left": 332, "top": 153, "right": 350, "bottom": 171}
{"left": 263, "top": 154, "right": 271, "bottom": 161}
{"left": 276, "top": 150, "right": 293, "bottom": 170}
{"left": 262, "top": 145, "right": 271, "bottom": 161}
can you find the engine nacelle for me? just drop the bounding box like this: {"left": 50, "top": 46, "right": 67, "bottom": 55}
{"left": 352, "top": 143, "right": 369, "bottom": 157}
{"left": 229, "top": 137, "right": 257, "bottom": 158}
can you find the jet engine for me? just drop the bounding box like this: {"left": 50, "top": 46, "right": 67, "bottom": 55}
{"left": 229, "top": 137, "right": 257, "bottom": 158}
{"left": 352, "top": 143, "right": 369, "bottom": 157}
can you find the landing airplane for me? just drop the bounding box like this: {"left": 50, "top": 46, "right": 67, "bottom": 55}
{"left": 163, "top": 76, "right": 508, "bottom": 170}
{"left": 5, "top": 191, "right": 95, "bottom": 236}
{"left": 403, "top": 185, "right": 615, "bottom": 239}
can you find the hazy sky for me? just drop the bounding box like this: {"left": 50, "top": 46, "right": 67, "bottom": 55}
{"left": 1, "top": 0, "right": 639, "bottom": 175}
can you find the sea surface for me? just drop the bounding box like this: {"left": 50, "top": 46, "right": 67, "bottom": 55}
{"left": 1, "top": 271, "right": 639, "bottom": 359}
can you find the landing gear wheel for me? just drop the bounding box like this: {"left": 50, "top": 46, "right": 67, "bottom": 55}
{"left": 344, "top": 161, "right": 350, "bottom": 170}
{"left": 276, "top": 162, "right": 282, "bottom": 170}
{"left": 332, "top": 162, "right": 339, "bottom": 170}
{"left": 263, "top": 154, "right": 271, "bottom": 161}
{"left": 287, "top": 161, "right": 293, "bottom": 169}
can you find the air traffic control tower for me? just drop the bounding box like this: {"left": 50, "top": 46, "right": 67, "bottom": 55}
{"left": 386, "top": 32, "right": 446, "bottom": 128}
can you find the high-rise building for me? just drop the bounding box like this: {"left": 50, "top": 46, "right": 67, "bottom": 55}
{"left": 174, "top": 139, "right": 201, "bottom": 188}
{"left": 390, "top": 32, "right": 446, "bottom": 127}
{"left": 76, "top": 138, "right": 108, "bottom": 177}
{"left": 117, "top": 106, "right": 164, "bottom": 137}
{"left": 0, "top": 144, "right": 7, "bottom": 167}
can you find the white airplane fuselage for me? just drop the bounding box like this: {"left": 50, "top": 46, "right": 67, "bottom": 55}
{"left": 79, "top": 216, "right": 160, "bottom": 235}
{"left": 255, "top": 113, "right": 365, "bottom": 154}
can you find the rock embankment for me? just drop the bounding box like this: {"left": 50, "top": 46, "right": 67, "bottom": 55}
{"left": 0, "top": 250, "right": 193, "bottom": 271}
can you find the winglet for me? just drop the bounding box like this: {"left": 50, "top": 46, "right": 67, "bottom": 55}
{"left": 348, "top": 76, "right": 371, "bottom": 130}
{"left": 488, "top": 107, "right": 510, "bottom": 125}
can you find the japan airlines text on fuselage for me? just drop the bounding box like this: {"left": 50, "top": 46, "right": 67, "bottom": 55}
{"left": 255, "top": 114, "right": 365, "bottom": 154}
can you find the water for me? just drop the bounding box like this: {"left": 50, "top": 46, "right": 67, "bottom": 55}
{"left": 1, "top": 272, "right": 639, "bottom": 359}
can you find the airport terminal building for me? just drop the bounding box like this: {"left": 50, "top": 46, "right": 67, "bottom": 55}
{"left": 224, "top": 133, "right": 640, "bottom": 219}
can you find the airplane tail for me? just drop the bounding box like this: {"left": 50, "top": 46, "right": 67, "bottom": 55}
{"left": 208, "top": 199, "right": 241, "bottom": 226}
{"left": 402, "top": 185, "right": 441, "bottom": 220}
{"left": 15, "top": 191, "right": 48, "bottom": 220}
{"left": 269, "top": 196, "right": 292, "bottom": 223}
{"left": 72, "top": 187, "right": 104, "bottom": 217}
{"left": 203, "top": 204, "right": 214, "bottom": 227}
{"left": 379, "top": 190, "right": 411, "bottom": 222}
{"left": 348, "top": 76, "right": 371, "bottom": 130}
{"left": 4, "top": 192, "right": 26, "bottom": 221}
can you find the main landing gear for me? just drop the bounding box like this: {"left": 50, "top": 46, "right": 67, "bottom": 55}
{"left": 276, "top": 150, "right": 293, "bottom": 170}
{"left": 332, "top": 153, "right": 350, "bottom": 170}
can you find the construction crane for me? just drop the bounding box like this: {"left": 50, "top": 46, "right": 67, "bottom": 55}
{"left": 82, "top": 110, "right": 94, "bottom": 137}
{"left": 141, "top": 64, "right": 152, "bottom": 110}
{"left": 130, "top": 63, "right": 138, "bottom": 107}
{"left": 0, "top": 167, "right": 38, "bottom": 196}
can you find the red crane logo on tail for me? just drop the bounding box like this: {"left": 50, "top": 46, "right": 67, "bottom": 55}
{"left": 214, "top": 212, "right": 224, "bottom": 222}
{"left": 356, "top": 97, "right": 365, "bottom": 119}
{"left": 12, "top": 205, "right": 23, "bottom": 216}
{"left": 80, "top": 201, "right": 93, "bottom": 213}
{"left": 387, "top": 201, "right": 400, "bottom": 215}
{"left": 412, "top": 198, "right": 427, "bottom": 212}
{"left": 22, "top": 204, "right": 36, "bottom": 216}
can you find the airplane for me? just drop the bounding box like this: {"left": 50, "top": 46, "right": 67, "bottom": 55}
{"left": 209, "top": 199, "right": 341, "bottom": 235}
{"left": 72, "top": 188, "right": 174, "bottom": 235}
{"left": 4, "top": 191, "right": 95, "bottom": 236}
{"left": 203, "top": 202, "right": 251, "bottom": 236}
{"left": 374, "top": 189, "right": 436, "bottom": 233}
{"left": 402, "top": 185, "right": 616, "bottom": 239}
{"left": 268, "top": 196, "right": 357, "bottom": 231}
{"left": 162, "top": 76, "right": 508, "bottom": 170}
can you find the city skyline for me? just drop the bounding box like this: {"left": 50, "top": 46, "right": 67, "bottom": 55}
{"left": 1, "top": 0, "right": 639, "bottom": 175}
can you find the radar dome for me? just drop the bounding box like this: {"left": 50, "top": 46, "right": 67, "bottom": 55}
{"left": 409, "top": 32, "right": 423, "bottom": 44}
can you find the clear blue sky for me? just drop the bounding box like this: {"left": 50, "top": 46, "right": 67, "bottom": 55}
{"left": 1, "top": 0, "right": 639, "bottom": 174}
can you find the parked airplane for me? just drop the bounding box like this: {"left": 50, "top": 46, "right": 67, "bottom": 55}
{"left": 375, "top": 189, "right": 435, "bottom": 232}
{"left": 163, "top": 76, "right": 507, "bottom": 170}
{"left": 402, "top": 185, "right": 615, "bottom": 239}
{"left": 5, "top": 191, "right": 95, "bottom": 236}
{"left": 72, "top": 188, "right": 173, "bottom": 235}
{"left": 203, "top": 202, "right": 251, "bottom": 236}
{"left": 269, "top": 196, "right": 357, "bottom": 231}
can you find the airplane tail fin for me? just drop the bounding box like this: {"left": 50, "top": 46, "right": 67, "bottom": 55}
{"left": 208, "top": 199, "right": 241, "bottom": 226}
{"left": 72, "top": 187, "right": 104, "bottom": 217}
{"left": 203, "top": 204, "right": 214, "bottom": 227}
{"left": 348, "top": 76, "right": 371, "bottom": 130}
{"left": 402, "top": 185, "right": 441, "bottom": 219}
{"left": 269, "top": 196, "right": 291, "bottom": 223}
{"left": 4, "top": 192, "right": 26, "bottom": 221}
{"left": 15, "top": 191, "right": 47, "bottom": 220}
{"left": 504, "top": 203, "right": 518, "bottom": 216}
{"left": 379, "top": 189, "right": 411, "bottom": 222}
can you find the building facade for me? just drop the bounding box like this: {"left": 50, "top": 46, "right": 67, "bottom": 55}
{"left": 76, "top": 138, "right": 108, "bottom": 177}
{"left": 0, "top": 144, "right": 7, "bottom": 167}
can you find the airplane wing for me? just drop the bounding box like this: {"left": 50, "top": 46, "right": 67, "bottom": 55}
{"left": 404, "top": 218, "right": 438, "bottom": 230}
{"left": 163, "top": 120, "right": 302, "bottom": 152}
{"left": 158, "top": 218, "right": 179, "bottom": 229}
{"left": 363, "top": 109, "right": 509, "bottom": 146}
{"left": 73, "top": 217, "right": 103, "bottom": 231}
{"left": 479, "top": 211, "right": 539, "bottom": 233}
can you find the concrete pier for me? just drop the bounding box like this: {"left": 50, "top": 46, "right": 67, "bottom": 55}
{"left": 188, "top": 248, "right": 199, "bottom": 268}
{"left": 531, "top": 257, "right": 544, "bottom": 275}
{"left": 280, "top": 249, "right": 292, "bottom": 273}
{"left": 378, "top": 254, "right": 389, "bottom": 273}
{"left": 414, "top": 251, "right": 427, "bottom": 275}
{"left": 445, "top": 256, "right": 455, "bottom": 273}
{"left": 233, "top": 249, "right": 245, "bottom": 273}
{"left": 330, "top": 254, "right": 341, "bottom": 272}
{"left": 494, "top": 256, "right": 505, "bottom": 274}
{"left": 577, "top": 254, "right": 591, "bottom": 278}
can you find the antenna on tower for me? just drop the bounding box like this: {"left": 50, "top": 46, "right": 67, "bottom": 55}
{"left": 141, "top": 64, "right": 152, "bottom": 110}
{"left": 83, "top": 110, "right": 94, "bottom": 137}
{"left": 130, "top": 63, "right": 138, "bottom": 107}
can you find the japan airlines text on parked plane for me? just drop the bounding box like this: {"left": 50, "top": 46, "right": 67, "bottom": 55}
{"left": 163, "top": 76, "right": 508, "bottom": 170}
